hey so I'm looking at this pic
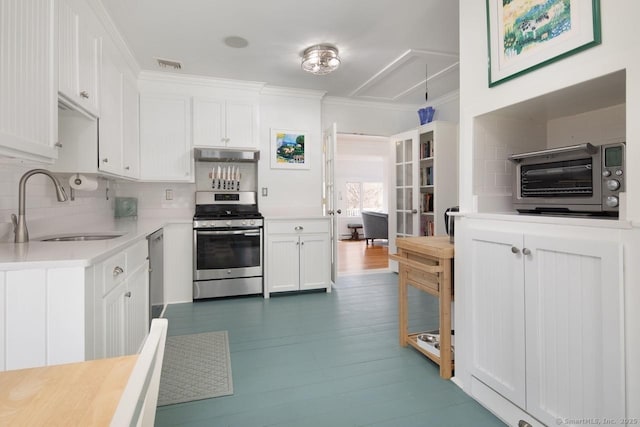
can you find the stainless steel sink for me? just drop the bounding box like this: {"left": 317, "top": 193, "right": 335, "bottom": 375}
{"left": 40, "top": 233, "right": 124, "bottom": 242}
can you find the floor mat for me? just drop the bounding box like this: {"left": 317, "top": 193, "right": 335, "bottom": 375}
{"left": 157, "top": 330, "right": 233, "bottom": 406}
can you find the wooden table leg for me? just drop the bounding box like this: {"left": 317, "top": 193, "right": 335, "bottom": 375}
{"left": 439, "top": 258, "right": 453, "bottom": 379}
{"left": 398, "top": 268, "right": 408, "bottom": 347}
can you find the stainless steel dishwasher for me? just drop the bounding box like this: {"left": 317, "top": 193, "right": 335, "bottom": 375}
{"left": 147, "top": 229, "right": 164, "bottom": 325}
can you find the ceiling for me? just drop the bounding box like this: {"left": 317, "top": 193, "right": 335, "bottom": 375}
{"left": 100, "top": 0, "right": 460, "bottom": 105}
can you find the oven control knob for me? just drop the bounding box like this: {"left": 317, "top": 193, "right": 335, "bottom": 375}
{"left": 250, "top": 220, "right": 255, "bottom": 225}
{"left": 606, "top": 179, "right": 620, "bottom": 191}
{"left": 606, "top": 196, "right": 619, "bottom": 208}
{"left": 602, "top": 170, "right": 611, "bottom": 177}
{"left": 226, "top": 220, "right": 232, "bottom": 226}
{"left": 615, "top": 169, "right": 623, "bottom": 176}
{"left": 242, "top": 220, "right": 247, "bottom": 225}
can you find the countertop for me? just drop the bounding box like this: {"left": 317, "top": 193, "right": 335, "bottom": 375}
{"left": 0, "top": 355, "right": 137, "bottom": 425}
{"left": 0, "top": 217, "right": 191, "bottom": 270}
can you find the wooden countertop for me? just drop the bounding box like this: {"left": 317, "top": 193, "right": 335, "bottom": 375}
{"left": 395, "top": 236, "right": 454, "bottom": 259}
{"left": 0, "top": 355, "right": 137, "bottom": 426}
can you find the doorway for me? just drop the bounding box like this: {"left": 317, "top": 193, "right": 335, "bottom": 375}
{"left": 335, "top": 134, "right": 390, "bottom": 274}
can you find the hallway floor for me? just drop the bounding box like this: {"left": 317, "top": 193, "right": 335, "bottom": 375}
{"left": 155, "top": 273, "right": 504, "bottom": 427}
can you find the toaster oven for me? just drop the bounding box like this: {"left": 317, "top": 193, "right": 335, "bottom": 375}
{"left": 508, "top": 142, "right": 625, "bottom": 216}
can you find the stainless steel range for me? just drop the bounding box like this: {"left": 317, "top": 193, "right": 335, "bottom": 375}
{"left": 193, "top": 191, "right": 263, "bottom": 299}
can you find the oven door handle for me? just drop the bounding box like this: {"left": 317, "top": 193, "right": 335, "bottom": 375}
{"left": 196, "top": 230, "right": 261, "bottom": 236}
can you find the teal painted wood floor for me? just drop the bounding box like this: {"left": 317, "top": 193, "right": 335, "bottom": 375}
{"left": 155, "top": 273, "right": 504, "bottom": 427}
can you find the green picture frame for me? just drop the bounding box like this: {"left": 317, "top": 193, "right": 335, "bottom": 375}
{"left": 486, "top": 0, "right": 601, "bottom": 87}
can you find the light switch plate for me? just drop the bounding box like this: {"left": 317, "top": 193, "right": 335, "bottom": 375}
{"left": 261, "top": 187, "right": 268, "bottom": 197}
{"left": 165, "top": 189, "right": 173, "bottom": 200}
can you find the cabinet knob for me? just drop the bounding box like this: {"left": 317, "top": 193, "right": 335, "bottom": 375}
{"left": 294, "top": 226, "right": 304, "bottom": 231}
{"left": 511, "top": 246, "right": 520, "bottom": 254}
{"left": 80, "top": 90, "right": 89, "bottom": 99}
{"left": 301, "top": 241, "right": 304, "bottom": 246}
{"left": 336, "top": 209, "right": 342, "bottom": 214}
{"left": 54, "top": 142, "right": 63, "bottom": 148}
{"left": 102, "top": 158, "right": 109, "bottom": 163}
{"left": 518, "top": 421, "right": 533, "bottom": 427}
{"left": 124, "top": 291, "right": 132, "bottom": 298}
{"left": 522, "top": 248, "right": 531, "bottom": 256}
{"left": 113, "top": 266, "right": 124, "bottom": 276}
{"left": 411, "top": 209, "right": 418, "bottom": 214}
{"left": 125, "top": 166, "right": 130, "bottom": 170}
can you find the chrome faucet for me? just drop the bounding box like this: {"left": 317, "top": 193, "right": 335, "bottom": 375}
{"left": 11, "top": 169, "right": 68, "bottom": 243}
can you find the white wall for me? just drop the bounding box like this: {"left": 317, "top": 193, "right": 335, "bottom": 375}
{"left": 458, "top": 0, "right": 640, "bottom": 416}
{"left": 112, "top": 181, "right": 194, "bottom": 219}
{"left": 258, "top": 89, "right": 324, "bottom": 217}
{"left": 459, "top": 0, "right": 639, "bottom": 218}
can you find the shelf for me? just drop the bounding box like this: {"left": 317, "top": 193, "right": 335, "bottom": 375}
{"left": 407, "top": 332, "right": 455, "bottom": 369}
{"left": 421, "top": 212, "right": 434, "bottom": 215}
{"left": 420, "top": 157, "right": 434, "bottom": 162}
{"left": 420, "top": 185, "right": 434, "bottom": 189}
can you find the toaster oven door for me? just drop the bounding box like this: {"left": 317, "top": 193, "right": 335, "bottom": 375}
{"left": 514, "top": 155, "right": 602, "bottom": 212}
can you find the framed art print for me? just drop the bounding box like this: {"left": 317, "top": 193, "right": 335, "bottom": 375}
{"left": 270, "top": 129, "right": 309, "bottom": 169}
{"left": 487, "top": 0, "right": 601, "bottom": 87}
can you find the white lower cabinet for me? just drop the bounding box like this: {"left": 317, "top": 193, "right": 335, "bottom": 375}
{"left": 265, "top": 219, "right": 331, "bottom": 297}
{"left": 97, "top": 239, "right": 149, "bottom": 358}
{"left": 0, "top": 238, "right": 150, "bottom": 372}
{"left": 468, "top": 225, "right": 625, "bottom": 426}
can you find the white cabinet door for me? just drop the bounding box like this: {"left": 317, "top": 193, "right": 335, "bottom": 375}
{"left": 192, "top": 97, "right": 257, "bottom": 149}
{"left": 225, "top": 101, "right": 257, "bottom": 149}
{"left": 140, "top": 94, "right": 193, "bottom": 181}
{"left": 0, "top": 0, "right": 57, "bottom": 162}
{"left": 103, "top": 280, "right": 127, "bottom": 358}
{"left": 76, "top": 22, "right": 99, "bottom": 115}
{"left": 124, "top": 261, "right": 149, "bottom": 355}
{"left": 99, "top": 39, "right": 124, "bottom": 175}
{"left": 192, "top": 97, "right": 224, "bottom": 147}
{"left": 267, "top": 234, "right": 300, "bottom": 293}
{"left": 299, "top": 233, "right": 330, "bottom": 290}
{"left": 57, "top": 0, "right": 99, "bottom": 117}
{"left": 524, "top": 235, "right": 625, "bottom": 425}
{"left": 469, "top": 228, "right": 526, "bottom": 409}
{"left": 122, "top": 72, "right": 139, "bottom": 178}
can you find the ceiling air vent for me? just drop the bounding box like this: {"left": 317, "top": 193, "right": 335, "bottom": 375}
{"left": 155, "top": 57, "right": 182, "bottom": 70}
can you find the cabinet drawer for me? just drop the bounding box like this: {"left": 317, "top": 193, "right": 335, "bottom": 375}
{"left": 127, "top": 239, "right": 148, "bottom": 270}
{"left": 102, "top": 252, "right": 127, "bottom": 295}
{"left": 267, "top": 220, "right": 329, "bottom": 235}
{"left": 406, "top": 268, "right": 439, "bottom": 294}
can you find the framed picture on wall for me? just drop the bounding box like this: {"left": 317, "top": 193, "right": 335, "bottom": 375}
{"left": 270, "top": 129, "right": 309, "bottom": 169}
{"left": 487, "top": 0, "right": 601, "bottom": 87}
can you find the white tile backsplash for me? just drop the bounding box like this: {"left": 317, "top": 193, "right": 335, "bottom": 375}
{"left": 0, "top": 159, "right": 113, "bottom": 242}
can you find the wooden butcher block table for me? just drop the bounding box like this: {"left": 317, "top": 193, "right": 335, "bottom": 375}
{"left": 390, "top": 236, "right": 455, "bottom": 379}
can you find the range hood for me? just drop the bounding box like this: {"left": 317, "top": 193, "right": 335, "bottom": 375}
{"left": 194, "top": 147, "right": 260, "bottom": 163}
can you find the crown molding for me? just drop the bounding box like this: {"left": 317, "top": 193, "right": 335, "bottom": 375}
{"left": 138, "top": 71, "right": 266, "bottom": 92}
{"left": 261, "top": 85, "right": 326, "bottom": 100}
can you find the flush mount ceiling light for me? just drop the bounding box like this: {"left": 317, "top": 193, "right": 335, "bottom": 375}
{"left": 301, "top": 44, "right": 340, "bottom": 75}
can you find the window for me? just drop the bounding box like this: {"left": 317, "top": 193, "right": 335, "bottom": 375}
{"left": 346, "top": 182, "right": 384, "bottom": 216}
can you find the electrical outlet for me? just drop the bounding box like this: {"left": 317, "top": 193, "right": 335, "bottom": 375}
{"left": 261, "top": 187, "right": 268, "bottom": 197}
{"left": 165, "top": 189, "right": 173, "bottom": 200}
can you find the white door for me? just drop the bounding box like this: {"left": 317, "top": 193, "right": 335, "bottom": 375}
{"left": 468, "top": 227, "right": 527, "bottom": 409}
{"left": 323, "top": 123, "right": 339, "bottom": 283}
{"left": 524, "top": 235, "right": 625, "bottom": 425}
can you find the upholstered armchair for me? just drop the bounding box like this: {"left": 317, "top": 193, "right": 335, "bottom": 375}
{"left": 361, "top": 211, "right": 389, "bottom": 245}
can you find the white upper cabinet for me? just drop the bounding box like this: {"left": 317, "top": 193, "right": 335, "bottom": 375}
{"left": 0, "top": 0, "right": 58, "bottom": 162}
{"left": 58, "top": 0, "right": 99, "bottom": 117}
{"left": 192, "top": 97, "right": 258, "bottom": 149}
{"left": 139, "top": 93, "right": 193, "bottom": 182}
{"left": 99, "top": 39, "right": 125, "bottom": 175}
